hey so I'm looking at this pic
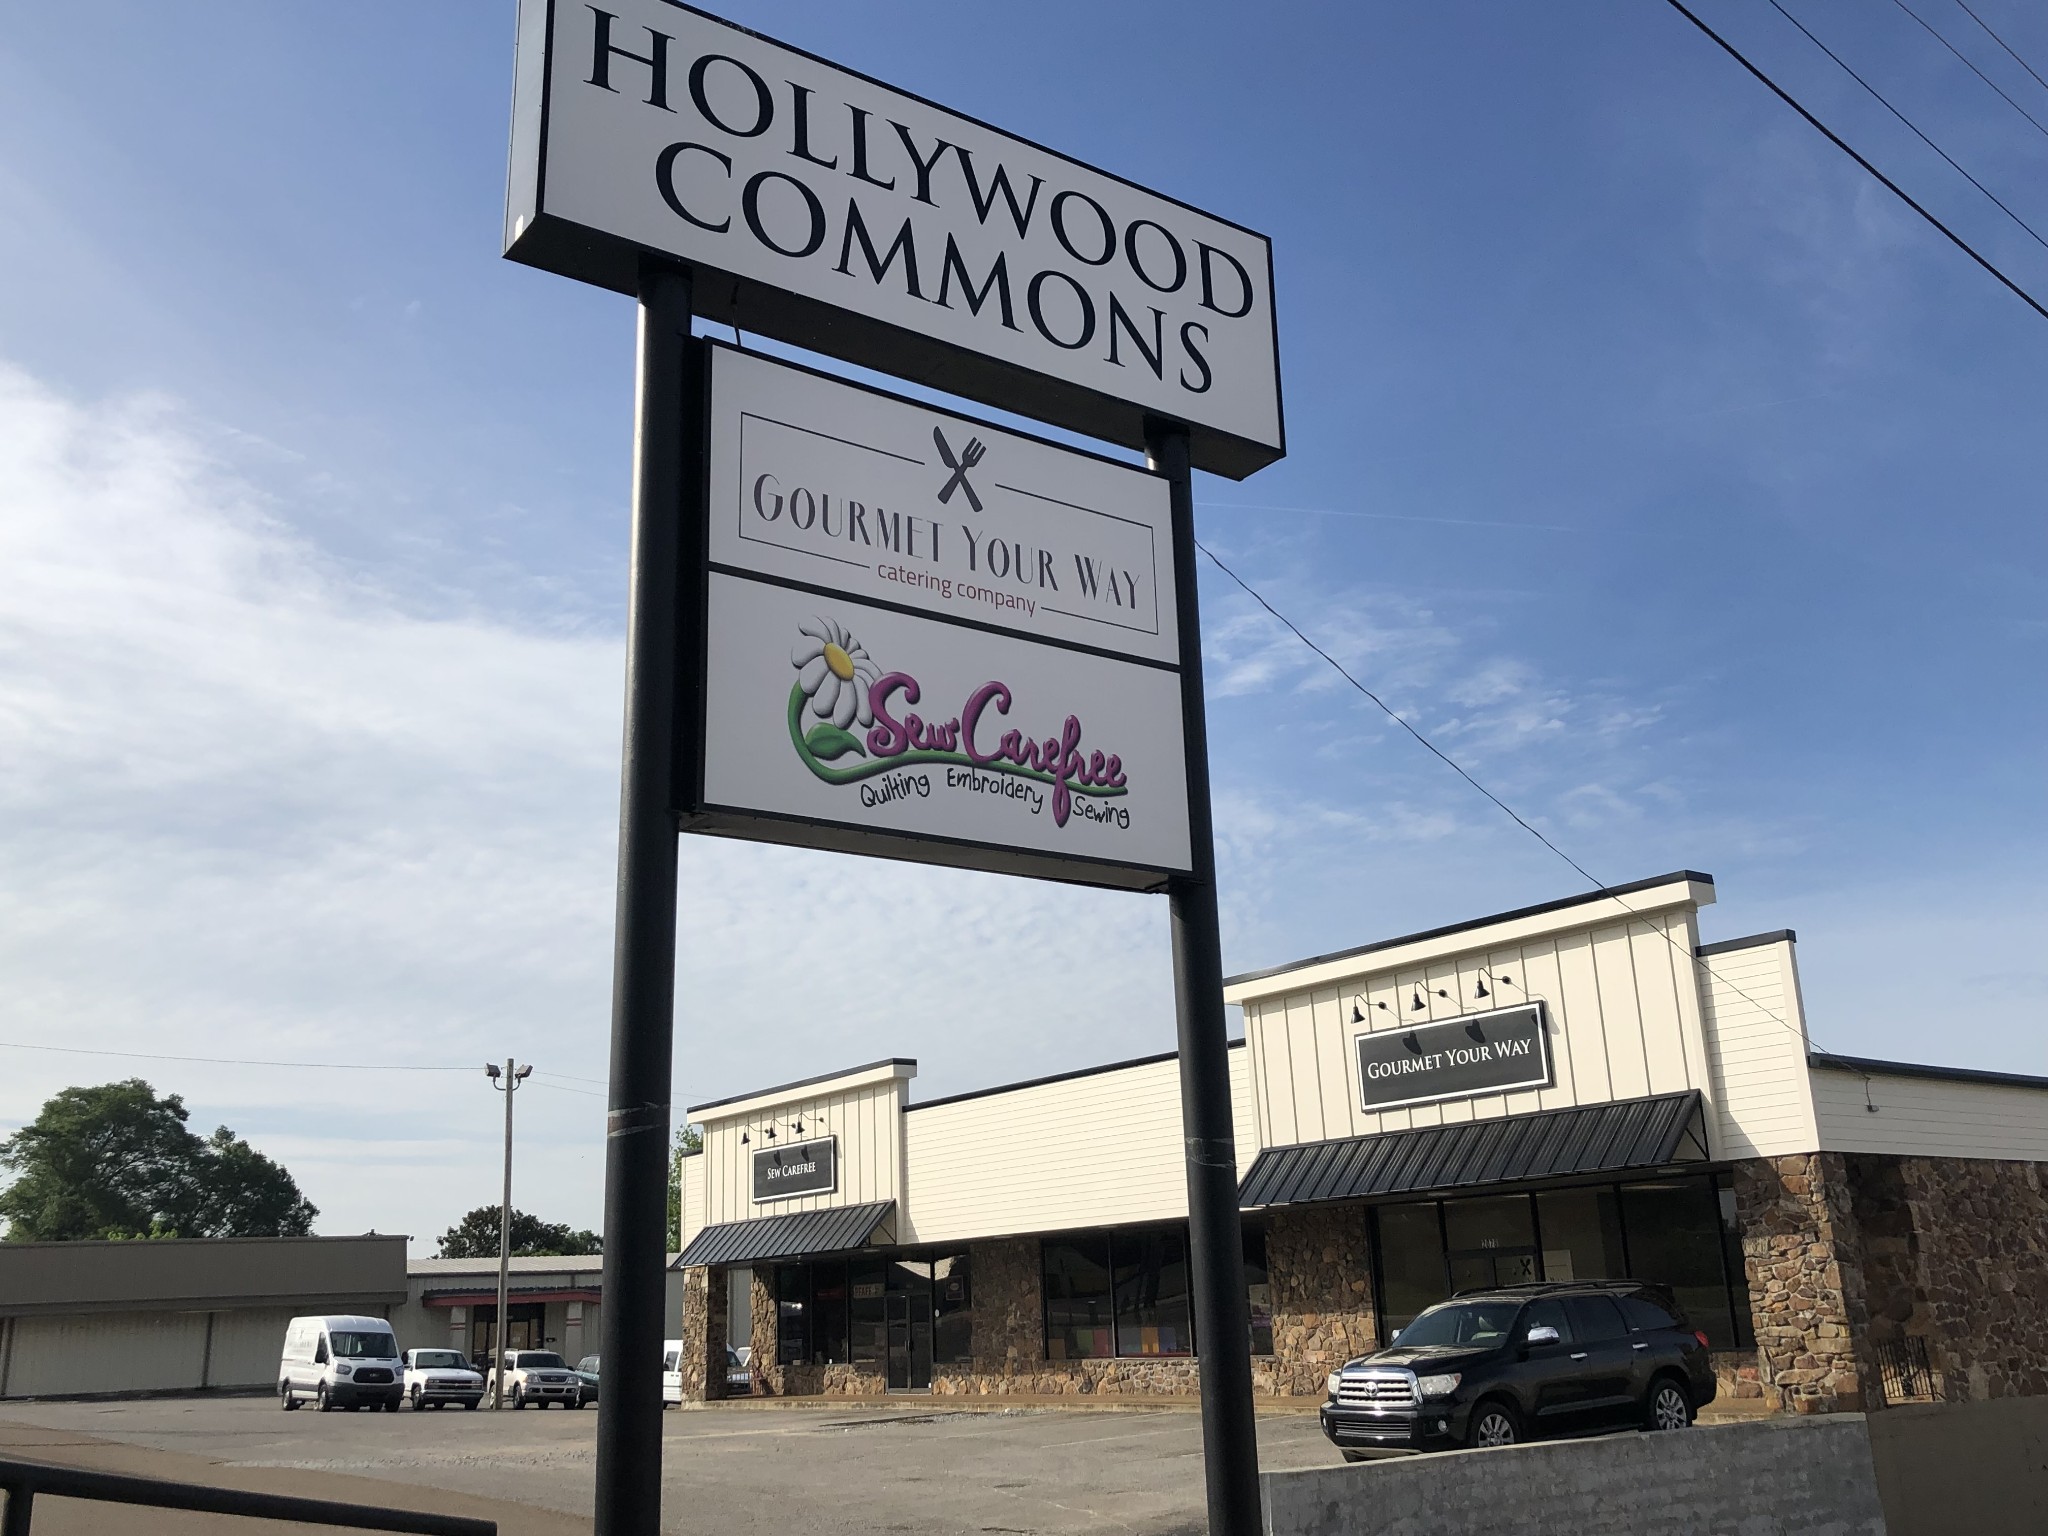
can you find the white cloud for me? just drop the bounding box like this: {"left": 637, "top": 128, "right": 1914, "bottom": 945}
{"left": 0, "top": 360, "right": 1180, "bottom": 1245}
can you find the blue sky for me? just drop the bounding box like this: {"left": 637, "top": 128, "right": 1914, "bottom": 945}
{"left": 1, "top": 1, "right": 2043, "bottom": 1244}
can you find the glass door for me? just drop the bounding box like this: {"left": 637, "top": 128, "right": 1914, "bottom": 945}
{"left": 884, "top": 1292, "right": 934, "bottom": 1389}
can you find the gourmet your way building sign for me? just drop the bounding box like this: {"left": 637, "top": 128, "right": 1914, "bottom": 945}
{"left": 1354, "top": 1004, "right": 1555, "bottom": 1114}
{"left": 505, "top": 0, "right": 1282, "bottom": 478}
{"left": 688, "top": 345, "right": 1192, "bottom": 889}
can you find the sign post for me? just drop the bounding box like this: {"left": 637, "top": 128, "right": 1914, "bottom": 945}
{"left": 1150, "top": 419, "right": 1261, "bottom": 1536}
{"left": 594, "top": 257, "right": 696, "bottom": 1536}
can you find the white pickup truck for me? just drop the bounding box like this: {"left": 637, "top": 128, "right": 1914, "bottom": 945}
{"left": 401, "top": 1348, "right": 485, "bottom": 1410}
{"left": 485, "top": 1348, "right": 582, "bottom": 1408}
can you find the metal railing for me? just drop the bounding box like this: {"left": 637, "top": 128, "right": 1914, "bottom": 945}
{"left": 0, "top": 1456, "right": 495, "bottom": 1536}
{"left": 1875, "top": 1336, "right": 1939, "bottom": 1405}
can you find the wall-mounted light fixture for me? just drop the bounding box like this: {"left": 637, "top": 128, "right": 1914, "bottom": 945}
{"left": 1351, "top": 996, "right": 1392, "bottom": 1023}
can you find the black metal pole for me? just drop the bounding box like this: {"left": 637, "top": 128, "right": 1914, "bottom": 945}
{"left": 595, "top": 257, "right": 693, "bottom": 1536}
{"left": 1147, "top": 417, "right": 1262, "bottom": 1536}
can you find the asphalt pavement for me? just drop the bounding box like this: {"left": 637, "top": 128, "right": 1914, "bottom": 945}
{"left": 0, "top": 1393, "right": 1344, "bottom": 1535}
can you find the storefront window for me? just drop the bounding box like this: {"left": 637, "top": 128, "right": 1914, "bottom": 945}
{"left": 774, "top": 1264, "right": 808, "bottom": 1366}
{"left": 1114, "top": 1230, "right": 1192, "bottom": 1357}
{"left": 1042, "top": 1237, "right": 1115, "bottom": 1360}
{"left": 1374, "top": 1201, "right": 1449, "bottom": 1333}
{"left": 1535, "top": 1187, "right": 1627, "bottom": 1283}
{"left": 1620, "top": 1180, "right": 1739, "bottom": 1348}
{"left": 811, "top": 1262, "right": 851, "bottom": 1364}
{"left": 850, "top": 1260, "right": 886, "bottom": 1364}
{"left": 934, "top": 1253, "right": 973, "bottom": 1364}
{"left": 1443, "top": 1194, "right": 1539, "bottom": 1292}
{"left": 1715, "top": 1174, "right": 1754, "bottom": 1347}
{"left": 1243, "top": 1227, "right": 1274, "bottom": 1356}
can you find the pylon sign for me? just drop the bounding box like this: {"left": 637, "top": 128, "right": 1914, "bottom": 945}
{"left": 505, "top": 0, "right": 1283, "bottom": 478}
{"left": 685, "top": 343, "right": 1191, "bottom": 890}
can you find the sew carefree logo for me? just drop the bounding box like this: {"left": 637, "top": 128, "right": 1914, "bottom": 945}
{"left": 786, "top": 617, "right": 1131, "bottom": 829}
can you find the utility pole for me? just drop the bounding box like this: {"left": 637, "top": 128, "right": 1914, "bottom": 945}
{"left": 485, "top": 1059, "right": 532, "bottom": 1408}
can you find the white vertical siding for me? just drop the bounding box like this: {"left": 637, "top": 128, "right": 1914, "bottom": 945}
{"left": 696, "top": 1071, "right": 908, "bottom": 1227}
{"left": 1243, "top": 909, "right": 1717, "bottom": 1149}
{"left": 1699, "top": 939, "right": 1819, "bottom": 1158}
{"left": 1813, "top": 1068, "right": 2048, "bottom": 1160}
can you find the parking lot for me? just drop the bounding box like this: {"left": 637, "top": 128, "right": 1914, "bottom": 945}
{"left": 0, "top": 1395, "right": 1341, "bottom": 1535}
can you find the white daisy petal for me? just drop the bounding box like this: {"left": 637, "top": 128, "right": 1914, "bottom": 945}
{"left": 853, "top": 687, "right": 874, "bottom": 729}
{"left": 799, "top": 655, "right": 829, "bottom": 694}
{"left": 800, "top": 620, "right": 829, "bottom": 642}
{"left": 812, "top": 672, "right": 842, "bottom": 719}
{"left": 792, "top": 639, "right": 826, "bottom": 667}
{"left": 831, "top": 682, "right": 859, "bottom": 729}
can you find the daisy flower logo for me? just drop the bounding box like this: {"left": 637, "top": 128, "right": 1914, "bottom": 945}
{"left": 792, "top": 617, "right": 880, "bottom": 731}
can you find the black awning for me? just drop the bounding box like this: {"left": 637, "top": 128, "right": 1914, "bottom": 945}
{"left": 1238, "top": 1091, "right": 1704, "bottom": 1210}
{"left": 675, "top": 1201, "right": 895, "bottom": 1268}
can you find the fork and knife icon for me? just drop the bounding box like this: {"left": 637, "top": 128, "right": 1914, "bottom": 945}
{"left": 933, "top": 426, "right": 985, "bottom": 512}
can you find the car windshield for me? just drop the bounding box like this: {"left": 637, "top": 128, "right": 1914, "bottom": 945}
{"left": 1392, "top": 1301, "right": 1523, "bottom": 1348}
{"left": 518, "top": 1353, "right": 566, "bottom": 1369}
{"left": 330, "top": 1331, "right": 397, "bottom": 1359}
{"left": 577, "top": 1357, "right": 600, "bottom": 1372}
{"left": 414, "top": 1351, "right": 468, "bottom": 1369}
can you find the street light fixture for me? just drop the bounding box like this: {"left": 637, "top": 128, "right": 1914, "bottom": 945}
{"left": 485, "top": 1058, "right": 532, "bottom": 1408}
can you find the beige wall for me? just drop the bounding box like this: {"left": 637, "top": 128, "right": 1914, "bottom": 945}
{"left": 0, "top": 1305, "right": 303, "bottom": 1397}
{"left": 1813, "top": 1068, "right": 2048, "bottom": 1161}
{"left": 900, "top": 1047, "right": 1256, "bottom": 1247}
{"left": 1232, "top": 881, "right": 1718, "bottom": 1149}
{"left": 1700, "top": 938, "right": 1821, "bottom": 1158}
{"left": 0, "top": 1235, "right": 406, "bottom": 1318}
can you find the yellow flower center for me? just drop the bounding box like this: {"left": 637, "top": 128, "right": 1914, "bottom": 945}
{"left": 823, "top": 642, "right": 855, "bottom": 682}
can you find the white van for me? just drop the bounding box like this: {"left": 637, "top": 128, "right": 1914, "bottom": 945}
{"left": 278, "top": 1315, "right": 404, "bottom": 1412}
{"left": 662, "top": 1338, "right": 683, "bottom": 1406}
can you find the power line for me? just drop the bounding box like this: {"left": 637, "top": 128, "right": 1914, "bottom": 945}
{"left": 1662, "top": 0, "right": 2048, "bottom": 323}
{"left": 1953, "top": 0, "right": 2048, "bottom": 97}
{"left": 1193, "top": 539, "right": 1838, "bottom": 1065}
{"left": 0, "top": 1039, "right": 471, "bottom": 1072}
{"left": 1896, "top": 0, "right": 2048, "bottom": 140}
{"left": 1772, "top": 0, "right": 2048, "bottom": 253}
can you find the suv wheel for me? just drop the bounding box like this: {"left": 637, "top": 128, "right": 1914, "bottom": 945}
{"left": 1467, "top": 1401, "right": 1520, "bottom": 1449}
{"left": 1646, "top": 1378, "right": 1693, "bottom": 1432}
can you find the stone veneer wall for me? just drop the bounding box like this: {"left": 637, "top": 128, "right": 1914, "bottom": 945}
{"left": 1847, "top": 1153, "right": 2048, "bottom": 1403}
{"left": 1733, "top": 1153, "right": 1875, "bottom": 1414}
{"left": 1262, "top": 1204, "right": 1379, "bottom": 1397}
{"left": 675, "top": 1264, "right": 728, "bottom": 1401}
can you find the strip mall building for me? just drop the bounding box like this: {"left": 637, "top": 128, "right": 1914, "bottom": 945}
{"left": 672, "top": 871, "right": 2048, "bottom": 1413}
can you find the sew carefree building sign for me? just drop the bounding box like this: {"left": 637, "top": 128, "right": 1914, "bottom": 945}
{"left": 506, "top": 0, "right": 1283, "bottom": 478}
{"left": 690, "top": 345, "right": 1192, "bottom": 890}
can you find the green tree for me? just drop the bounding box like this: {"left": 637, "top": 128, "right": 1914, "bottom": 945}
{"left": 666, "top": 1123, "right": 702, "bottom": 1251}
{"left": 436, "top": 1206, "right": 601, "bottom": 1259}
{"left": 0, "top": 1080, "right": 317, "bottom": 1241}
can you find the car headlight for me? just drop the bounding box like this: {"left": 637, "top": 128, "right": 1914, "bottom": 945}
{"left": 1416, "top": 1372, "right": 1461, "bottom": 1398}
{"left": 1326, "top": 1372, "right": 1343, "bottom": 1398}
{"left": 334, "top": 1364, "right": 353, "bottom": 1376}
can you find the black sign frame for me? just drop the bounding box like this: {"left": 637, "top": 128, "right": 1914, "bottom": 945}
{"left": 1354, "top": 1002, "right": 1554, "bottom": 1114}
{"left": 750, "top": 1136, "right": 838, "bottom": 1203}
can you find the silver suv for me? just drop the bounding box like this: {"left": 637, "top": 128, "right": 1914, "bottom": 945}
{"left": 485, "top": 1348, "right": 581, "bottom": 1408}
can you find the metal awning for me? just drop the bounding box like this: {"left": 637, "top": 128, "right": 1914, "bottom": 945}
{"left": 675, "top": 1201, "right": 896, "bottom": 1268}
{"left": 1238, "top": 1091, "right": 1705, "bottom": 1210}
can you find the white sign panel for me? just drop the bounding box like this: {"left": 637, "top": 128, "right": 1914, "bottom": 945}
{"left": 506, "top": 0, "right": 1283, "bottom": 479}
{"left": 707, "top": 345, "right": 1178, "bottom": 667}
{"left": 694, "top": 574, "right": 1192, "bottom": 886}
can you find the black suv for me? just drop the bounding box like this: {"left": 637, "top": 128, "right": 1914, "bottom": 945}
{"left": 1319, "top": 1281, "right": 1716, "bottom": 1456}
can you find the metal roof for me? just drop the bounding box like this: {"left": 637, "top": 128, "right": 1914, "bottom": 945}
{"left": 675, "top": 1201, "right": 896, "bottom": 1268}
{"left": 1237, "top": 1091, "right": 1704, "bottom": 1210}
